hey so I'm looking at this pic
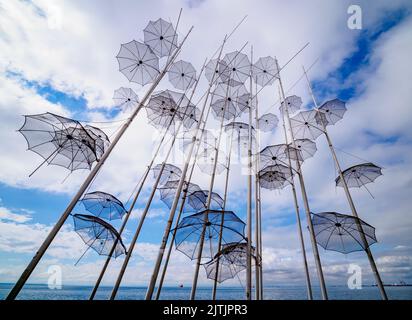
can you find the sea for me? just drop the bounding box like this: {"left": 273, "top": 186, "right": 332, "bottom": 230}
{"left": 1, "top": 283, "right": 412, "bottom": 300}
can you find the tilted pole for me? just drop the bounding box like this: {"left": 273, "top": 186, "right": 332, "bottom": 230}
{"left": 5, "top": 26, "right": 193, "bottom": 301}
{"left": 302, "top": 67, "right": 388, "bottom": 300}
{"left": 276, "top": 58, "right": 328, "bottom": 300}
{"left": 277, "top": 86, "right": 313, "bottom": 300}
{"left": 144, "top": 36, "right": 229, "bottom": 300}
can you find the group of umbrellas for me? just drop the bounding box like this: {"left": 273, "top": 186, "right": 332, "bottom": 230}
{"left": 10, "top": 15, "right": 388, "bottom": 301}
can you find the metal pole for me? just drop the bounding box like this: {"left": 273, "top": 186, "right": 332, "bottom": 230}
{"left": 302, "top": 67, "right": 388, "bottom": 300}
{"left": 245, "top": 46, "right": 253, "bottom": 300}
{"left": 276, "top": 58, "right": 328, "bottom": 300}
{"left": 276, "top": 85, "right": 313, "bottom": 300}
{"left": 5, "top": 26, "right": 193, "bottom": 301}
{"left": 211, "top": 117, "right": 235, "bottom": 300}
{"left": 89, "top": 116, "right": 175, "bottom": 299}
{"left": 145, "top": 36, "right": 229, "bottom": 300}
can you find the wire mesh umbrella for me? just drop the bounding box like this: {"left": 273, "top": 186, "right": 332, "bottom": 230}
{"left": 252, "top": 56, "right": 279, "bottom": 87}
{"left": 72, "top": 214, "right": 126, "bottom": 258}
{"left": 279, "top": 95, "right": 302, "bottom": 115}
{"left": 168, "top": 60, "right": 197, "bottom": 91}
{"left": 177, "top": 128, "right": 215, "bottom": 154}
{"left": 143, "top": 18, "right": 178, "bottom": 58}
{"left": 220, "top": 51, "right": 250, "bottom": 84}
{"left": 81, "top": 191, "right": 127, "bottom": 221}
{"left": 258, "top": 164, "right": 292, "bottom": 190}
{"left": 257, "top": 144, "right": 296, "bottom": 169}
{"left": 174, "top": 209, "right": 246, "bottom": 260}
{"left": 112, "top": 87, "right": 139, "bottom": 111}
{"left": 317, "top": 99, "right": 347, "bottom": 126}
{"left": 335, "top": 163, "right": 382, "bottom": 188}
{"left": 210, "top": 83, "right": 249, "bottom": 120}
{"left": 204, "top": 58, "right": 230, "bottom": 84}
{"left": 158, "top": 180, "right": 201, "bottom": 212}
{"left": 18, "top": 112, "right": 98, "bottom": 176}
{"left": 290, "top": 110, "right": 324, "bottom": 140}
{"left": 197, "top": 147, "right": 227, "bottom": 175}
{"left": 312, "top": 212, "right": 377, "bottom": 254}
{"left": 258, "top": 113, "right": 279, "bottom": 132}
{"left": 83, "top": 125, "right": 110, "bottom": 160}
{"left": 187, "top": 190, "right": 224, "bottom": 211}
{"left": 288, "top": 138, "right": 317, "bottom": 161}
{"left": 203, "top": 242, "right": 255, "bottom": 283}
{"left": 153, "top": 163, "right": 182, "bottom": 185}
{"left": 116, "top": 40, "right": 160, "bottom": 86}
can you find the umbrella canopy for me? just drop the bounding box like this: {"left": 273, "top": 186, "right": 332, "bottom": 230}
{"left": 288, "top": 139, "right": 317, "bottom": 161}
{"left": 197, "top": 147, "right": 227, "bottom": 175}
{"left": 252, "top": 56, "right": 279, "bottom": 87}
{"left": 205, "top": 58, "right": 230, "bottom": 84}
{"left": 116, "top": 40, "right": 160, "bottom": 86}
{"left": 336, "top": 163, "right": 383, "bottom": 188}
{"left": 317, "top": 98, "right": 347, "bottom": 126}
{"left": 177, "top": 128, "right": 216, "bottom": 154}
{"left": 258, "top": 113, "right": 279, "bottom": 132}
{"left": 168, "top": 60, "right": 197, "bottom": 91}
{"left": 187, "top": 190, "right": 224, "bottom": 211}
{"left": 112, "top": 87, "right": 139, "bottom": 111}
{"left": 72, "top": 214, "right": 126, "bottom": 258}
{"left": 290, "top": 110, "right": 324, "bottom": 140}
{"left": 220, "top": 51, "right": 251, "bottom": 84}
{"left": 312, "top": 212, "right": 377, "bottom": 254}
{"left": 143, "top": 18, "right": 178, "bottom": 57}
{"left": 257, "top": 144, "right": 293, "bottom": 169}
{"left": 211, "top": 83, "right": 249, "bottom": 120}
{"left": 158, "top": 180, "right": 201, "bottom": 212}
{"left": 83, "top": 125, "right": 110, "bottom": 160}
{"left": 174, "top": 209, "right": 246, "bottom": 260}
{"left": 153, "top": 163, "right": 182, "bottom": 185}
{"left": 258, "top": 164, "right": 292, "bottom": 190}
{"left": 279, "top": 95, "right": 302, "bottom": 115}
{"left": 81, "top": 191, "right": 127, "bottom": 221}
{"left": 18, "top": 112, "right": 98, "bottom": 174}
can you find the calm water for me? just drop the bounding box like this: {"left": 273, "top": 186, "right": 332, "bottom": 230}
{"left": 1, "top": 283, "right": 412, "bottom": 300}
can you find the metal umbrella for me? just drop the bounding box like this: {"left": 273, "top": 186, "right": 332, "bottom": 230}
{"left": 81, "top": 191, "right": 127, "bottom": 221}
{"left": 153, "top": 163, "right": 182, "bottom": 185}
{"left": 258, "top": 164, "right": 292, "bottom": 190}
{"left": 72, "top": 214, "right": 126, "bottom": 258}
{"left": 258, "top": 113, "right": 279, "bottom": 132}
{"left": 290, "top": 110, "right": 324, "bottom": 140}
{"left": 188, "top": 190, "right": 224, "bottom": 211}
{"left": 143, "top": 18, "right": 178, "bottom": 57}
{"left": 312, "top": 212, "right": 377, "bottom": 254}
{"left": 205, "top": 58, "right": 230, "bottom": 84}
{"left": 220, "top": 51, "right": 250, "bottom": 84}
{"left": 178, "top": 128, "right": 215, "bottom": 154}
{"left": 335, "top": 163, "right": 382, "bottom": 188}
{"left": 116, "top": 40, "right": 160, "bottom": 86}
{"left": 279, "top": 95, "right": 302, "bottom": 115}
{"left": 197, "top": 147, "right": 227, "bottom": 175}
{"left": 174, "top": 209, "right": 246, "bottom": 260}
{"left": 112, "top": 87, "right": 139, "bottom": 111}
{"left": 158, "top": 180, "right": 201, "bottom": 212}
{"left": 257, "top": 144, "right": 294, "bottom": 169}
{"left": 210, "top": 83, "right": 249, "bottom": 120}
{"left": 288, "top": 138, "right": 317, "bottom": 161}
{"left": 317, "top": 98, "right": 347, "bottom": 126}
{"left": 18, "top": 112, "right": 98, "bottom": 176}
{"left": 168, "top": 60, "right": 197, "bottom": 91}
{"left": 252, "top": 56, "right": 279, "bottom": 87}
{"left": 83, "top": 125, "right": 110, "bottom": 160}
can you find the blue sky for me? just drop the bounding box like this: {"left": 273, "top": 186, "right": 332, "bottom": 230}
{"left": 1, "top": 0, "right": 412, "bottom": 299}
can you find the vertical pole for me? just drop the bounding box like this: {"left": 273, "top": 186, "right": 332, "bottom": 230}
{"left": 302, "top": 67, "right": 388, "bottom": 300}
{"left": 5, "top": 26, "right": 193, "bottom": 301}
{"left": 276, "top": 58, "right": 328, "bottom": 300}
{"left": 245, "top": 46, "right": 253, "bottom": 300}
{"left": 277, "top": 86, "right": 313, "bottom": 300}
{"left": 145, "top": 36, "right": 228, "bottom": 300}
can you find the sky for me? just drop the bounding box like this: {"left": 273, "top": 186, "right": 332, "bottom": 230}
{"left": 0, "top": 0, "right": 412, "bottom": 299}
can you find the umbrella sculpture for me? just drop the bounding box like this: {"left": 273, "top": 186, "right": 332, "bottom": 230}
{"left": 258, "top": 164, "right": 292, "bottom": 190}
{"left": 204, "top": 58, "right": 230, "bottom": 84}
{"left": 312, "top": 212, "right": 377, "bottom": 254}
{"left": 335, "top": 163, "right": 383, "bottom": 189}
{"left": 72, "top": 214, "right": 127, "bottom": 258}
{"left": 178, "top": 128, "right": 216, "bottom": 154}
{"left": 174, "top": 209, "right": 246, "bottom": 260}
{"left": 257, "top": 144, "right": 300, "bottom": 170}
{"left": 279, "top": 95, "right": 302, "bottom": 115}
{"left": 316, "top": 98, "right": 347, "bottom": 126}
{"left": 203, "top": 242, "right": 257, "bottom": 283}
{"left": 287, "top": 138, "right": 317, "bottom": 161}
{"left": 81, "top": 191, "right": 127, "bottom": 221}
{"left": 112, "top": 87, "right": 139, "bottom": 111}
{"left": 290, "top": 110, "right": 324, "bottom": 140}
{"left": 158, "top": 180, "right": 201, "bottom": 212}
{"left": 210, "top": 83, "right": 249, "bottom": 120}
{"left": 220, "top": 51, "right": 251, "bottom": 84}
{"left": 258, "top": 113, "right": 279, "bottom": 132}
{"left": 197, "top": 147, "right": 228, "bottom": 175}
{"left": 116, "top": 40, "right": 160, "bottom": 86}
{"left": 168, "top": 60, "right": 197, "bottom": 91}
{"left": 18, "top": 112, "right": 99, "bottom": 176}
{"left": 83, "top": 125, "right": 110, "bottom": 160}
{"left": 187, "top": 190, "right": 225, "bottom": 211}
{"left": 224, "top": 121, "right": 255, "bottom": 159}
{"left": 153, "top": 163, "right": 182, "bottom": 186}
{"left": 143, "top": 18, "right": 178, "bottom": 58}
{"left": 251, "top": 56, "right": 279, "bottom": 87}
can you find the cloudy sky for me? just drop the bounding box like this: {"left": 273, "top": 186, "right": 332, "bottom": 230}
{"left": 0, "top": 0, "right": 412, "bottom": 299}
